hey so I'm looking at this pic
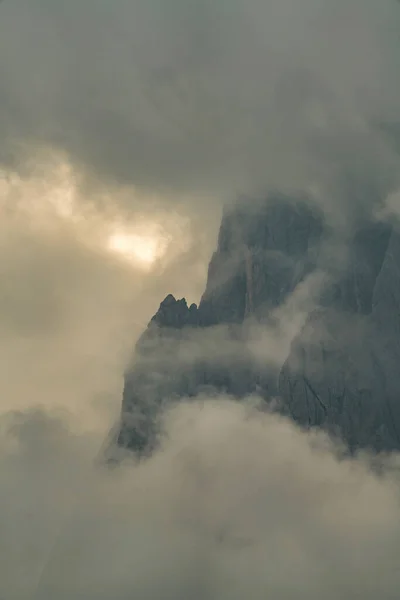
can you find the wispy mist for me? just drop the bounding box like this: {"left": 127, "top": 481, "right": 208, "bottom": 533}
{"left": 1, "top": 1, "right": 400, "bottom": 598}
{"left": 2, "top": 400, "right": 400, "bottom": 599}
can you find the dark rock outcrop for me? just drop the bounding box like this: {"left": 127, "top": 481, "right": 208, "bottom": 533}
{"left": 117, "top": 195, "right": 400, "bottom": 454}
{"left": 198, "top": 196, "right": 324, "bottom": 325}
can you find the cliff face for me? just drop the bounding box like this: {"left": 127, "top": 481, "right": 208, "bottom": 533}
{"left": 279, "top": 219, "right": 400, "bottom": 452}
{"left": 117, "top": 196, "right": 400, "bottom": 454}
{"left": 198, "top": 196, "right": 324, "bottom": 325}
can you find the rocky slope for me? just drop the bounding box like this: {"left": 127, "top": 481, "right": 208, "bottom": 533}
{"left": 117, "top": 195, "right": 400, "bottom": 454}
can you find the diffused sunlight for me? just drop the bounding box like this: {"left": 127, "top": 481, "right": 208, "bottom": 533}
{"left": 0, "top": 157, "right": 184, "bottom": 271}
{"left": 107, "top": 231, "right": 164, "bottom": 268}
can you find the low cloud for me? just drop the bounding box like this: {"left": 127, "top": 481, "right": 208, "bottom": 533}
{"left": 2, "top": 399, "right": 400, "bottom": 600}
{"left": 0, "top": 163, "right": 211, "bottom": 431}
{"left": 1, "top": 2, "right": 400, "bottom": 598}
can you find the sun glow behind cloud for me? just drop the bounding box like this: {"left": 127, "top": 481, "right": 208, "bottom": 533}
{"left": 107, "top": 229, "right": 170, "bottom": 269}
{"left": 0, "top": 158, "right": 188, "bottom": 271}
{"left": 108, "top": 232, "right": 157, "bottom": 264}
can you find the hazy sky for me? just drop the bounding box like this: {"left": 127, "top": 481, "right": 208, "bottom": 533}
{"left": 2, "top": 1, "right": 400, "bottom": 598}
{"left": 1, "top": 0, "right": 400, "bottom": 201}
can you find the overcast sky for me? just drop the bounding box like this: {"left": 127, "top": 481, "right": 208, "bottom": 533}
{"left": 2, "top": 1, "right": 400, "bottom": 598}
{"left": 1, "top": 0, "right": 400, "bottom": 200}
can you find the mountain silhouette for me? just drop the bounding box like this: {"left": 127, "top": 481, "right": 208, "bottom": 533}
{"left": 116, "top": 195, "right": 400, "bottom": 454}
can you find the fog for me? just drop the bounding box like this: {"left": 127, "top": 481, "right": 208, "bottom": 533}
{"left": 2, "top": 185, "right": 400, "bottom": 600}
{"left": 2, "top": 0, "right": 400, "bottom": 598}
{"left": 3, "top": 400, "right": 400, "bottom": 600}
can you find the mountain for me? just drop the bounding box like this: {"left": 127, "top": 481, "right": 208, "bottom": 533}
{"left": 116, "top": 195, "right": 400, "bottom": 454}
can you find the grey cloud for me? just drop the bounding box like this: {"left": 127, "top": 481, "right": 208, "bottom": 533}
{"left": 0, "top": 193, "right": 210, "bottom": 429}
{"left": 2, "top": 399, "right": 400, "bottom": 599}
{"left": 1, "top": 0, "right": 400, "bottom": 213}
{"left": 2, "top": 2, "right": 400, "bottom": 598}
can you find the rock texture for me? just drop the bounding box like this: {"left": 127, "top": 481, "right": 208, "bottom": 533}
{"left": 117, "top": 195, "right": 400, "bottom": 454}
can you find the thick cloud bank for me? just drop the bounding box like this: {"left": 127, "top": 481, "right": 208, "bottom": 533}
{"left": 2, "top": 399, "right": 400, "bottom": 600}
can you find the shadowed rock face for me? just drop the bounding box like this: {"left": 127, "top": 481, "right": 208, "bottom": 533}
{"left": 117, "top": 195, "right": 400, "bottom": 454}
{"left": 198, "top": 196, "right": 324, "bottom": 326}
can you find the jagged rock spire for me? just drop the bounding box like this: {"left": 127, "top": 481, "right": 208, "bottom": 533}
{"left": 117, "top": 195, "right": 400, "bottom": 454}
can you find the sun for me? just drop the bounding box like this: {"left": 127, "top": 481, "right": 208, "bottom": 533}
{"left": 107, "top": 231, "right": 161, "bottom": 267}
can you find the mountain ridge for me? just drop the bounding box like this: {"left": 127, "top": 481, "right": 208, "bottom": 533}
{"left": 117, "top": 196, "right": 400, "bottom": 454}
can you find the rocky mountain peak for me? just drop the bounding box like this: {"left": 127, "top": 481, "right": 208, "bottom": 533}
{"left": 150, "top": 295, "right": 198, "bottom": 329}
{"left": 117, "top": 196, "right": 400, "bottom": 454}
